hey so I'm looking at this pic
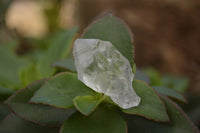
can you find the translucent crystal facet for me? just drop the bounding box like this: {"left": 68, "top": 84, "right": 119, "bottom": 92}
{"left": 73, "top": 39, "right": 140, "bottom": 109}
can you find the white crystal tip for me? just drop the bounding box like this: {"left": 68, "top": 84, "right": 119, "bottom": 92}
{"left": 119, "top": 96, "right": 141, "bottom": 109}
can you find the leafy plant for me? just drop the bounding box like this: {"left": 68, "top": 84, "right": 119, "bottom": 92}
{"left": 0, "top": 13, "right": 199, "bottom": 133}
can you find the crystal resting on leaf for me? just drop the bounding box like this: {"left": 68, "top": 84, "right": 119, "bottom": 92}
{"left": 73, "top": 39, "right": 140, "bottom": 109}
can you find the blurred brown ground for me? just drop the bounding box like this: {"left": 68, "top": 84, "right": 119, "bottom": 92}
{"left": 78, "top": 0, "right": 200, "bottom": 92}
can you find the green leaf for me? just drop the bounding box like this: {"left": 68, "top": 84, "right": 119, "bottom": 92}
{"left": 0, "top": 103, "right": 10, "bottom": 122}
{"left": 30, "top": 72, "right": 94, "bottom": 108}
{"left": 5, "top": 79, "right": 74, "bottom": 127}
{"left": 73, "top": 94, "right": 104, "bottom": 115}
{"left": 143, "top": 67, "right": 163, "bottom": 86}
{"left": 122, "top": 80, "right": 169, "bottom": 122}
{"left": 124, "top": 96, "right": 199, "bottom": 133}
{"left": 162, "top": 75, "right": 189, "bottom": 93}
{"left": 0, "top": 114, "right": 59, "bottom": 133}
{"left": 82, "top": 13, "right": 134, "bottom": 67}
{"left": 60, "top": 105, "right": 127, "bottom": 133}
{"left": 0, "top": 45, "right": 27, "bottom": 89}
{"left": 0, "top": 86, "right": 14, "bottom": 102}
{"left": 20, "top": 64, "right": 41, "bottom": 86}
{"left": 182, "top": 93, "right": 200, "bottom": 125}
{"left": 153, "top": 86, "right": 187, "bottom": 103}
{"left": 161, "top": 96, "right": 199, "bottom": 132}
{"left": 52, "top": 58, "right": 76, "bottom": 72}
{"left": 37, "top": 28, "right": 77, "bottom": 78}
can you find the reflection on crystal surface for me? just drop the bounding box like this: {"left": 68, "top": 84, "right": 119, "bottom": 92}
{"left": 73, "top": 39, "right": 140, "bottom": 109}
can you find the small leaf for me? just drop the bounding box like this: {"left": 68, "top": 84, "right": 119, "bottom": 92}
{"left": 0, "top": 114, "right": 59, "bottom": 133}
{"left": 123, "top": 96, "right": 199, "bottom": 133}
{"left": 153, "top": 86, "right": 187, "bottom": 103}
{"left": 122, "top": 80, "right": 169, "bottom": 122}
{"left": 82, "top": 13, "right": 134, "bottom": 67}
{"left": 52, "top": 58, "right": 76, "bottom": 72}
{"left": 20, "top": 64, "right": 41, "bottom": 86}
{"left": 37, "top": 28, "right": 77, "bottom": 78}
{"left": 60, "top": 105, "right": 127, "bottom": 133}
{"left": 5, "top": 79, "right": 74, "bottom": 127}
{"left": 30, "top": 72, "right": 94, "bottom": 108}
{"left": 161, "top": 96, "right": 199, "bottom": 133}
{"left": 0, "top": 45, "right": 28, "bottom": 89}
{"left": 162, "top": 75, "right": 189, "bottom": 93}
{"left": 73, "top": 94, "right": 104, "bottom": 115}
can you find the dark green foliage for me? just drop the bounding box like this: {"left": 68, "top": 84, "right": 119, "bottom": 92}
{"left": 37, "top": 28, "right": 77, "bottom": 78}
{"left": 123, "top": 80, "right": 169, "bottom": 122}
{"left": 30, "top": 72, "right": 94, "bottom": 108}
{"left": 153, "top": 86, "right": 187, "bottom": 103}
{"left": 0, "top": 114, "right": 59, "bottom": 133}
{"left": 5, "top": 79, "right": 74, "bottom": 127}
{"left": 60, "top": 105, "right": 127, "bottom": 133}
{"left": 124, "top": 96, "right": 199, "bottom": 133}
{"left": 0, "top": 86, "right": 14, "bottom": 102}
{"left": 0, "top": 103, "right": 10, "bottom": 122}
{"left": 0, "top": 13, "right": 199, "bottom": 133}
{"left": 0, "top": 45, "right": 28, "bottom": 89}
{"left": 181, "top": 93, "right": 200, "bottom": 127}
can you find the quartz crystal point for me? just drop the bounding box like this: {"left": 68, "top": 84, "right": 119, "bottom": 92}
{"left": 73, "top": 39, "right": 140, "bottom": 109}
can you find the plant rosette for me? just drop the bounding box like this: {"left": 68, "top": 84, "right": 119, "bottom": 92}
{"left": 1, "top": 13, "right": 199, "bottom": 133}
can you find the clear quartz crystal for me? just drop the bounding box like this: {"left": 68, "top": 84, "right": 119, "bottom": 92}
{"left": 73, "top": 39, "right": 140, "bottom": 109}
